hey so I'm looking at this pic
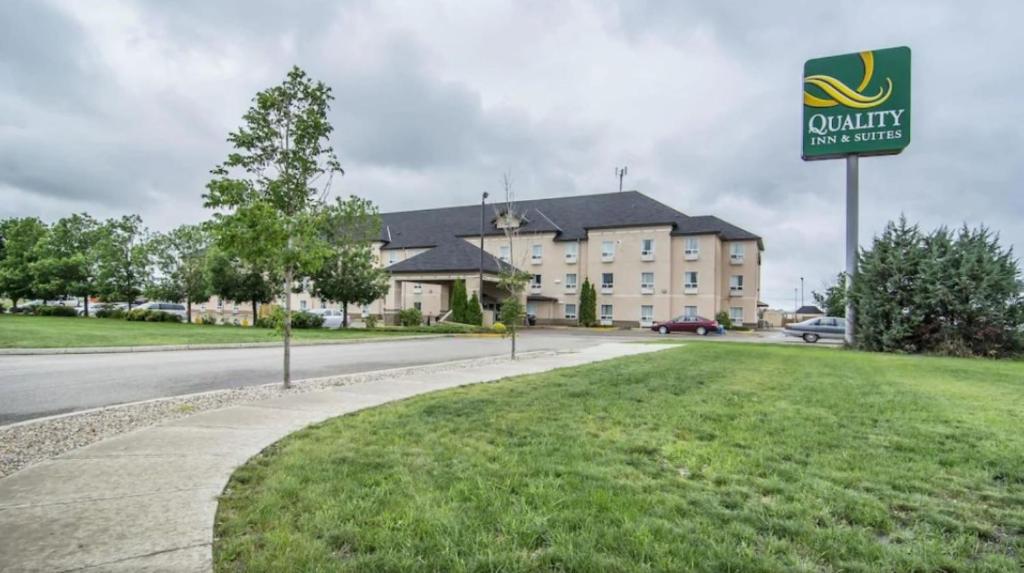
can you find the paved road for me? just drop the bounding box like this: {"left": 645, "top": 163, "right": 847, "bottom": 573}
{"left": 0, "top": 331, "right": 639, "bottom": 425}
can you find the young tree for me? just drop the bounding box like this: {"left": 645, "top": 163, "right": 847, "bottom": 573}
{"left": 812, "top": 272, "right": 847, "bottom": 318}
{"left": 579, "top": 277, "right": 597, "bottom": 326}
{"left": 205, "top": 247, "right": 280, "bottom": 320}
{"left": 96, "top": 215, "right": 152, "bottom": 308}
{"left": 147, "top": 224, "right": 212, "bottom": 322}
{"left": 0, "top": 217, "right": 48, "bottom": 308}
{"left": 310, "top": 196, "right": 390, "bottom": 328}
{"left": 465, "top": 293, "right": 483, "bottom": 325}
{"left": 205, "top": 66, "right": 343, "bottom": 388}
{"left": 31, "top": 213, "right": 103, "bottom": 315}
{"left": 494, "top": 172, "right": 532, "bottom": 358}
{"left": 449, "top": 278, "right": 468, "bottom": 323}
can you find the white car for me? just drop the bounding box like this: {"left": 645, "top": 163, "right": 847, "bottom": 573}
{"left": 137, "top": 302, "right": 188, "bottom": 320}
{"left": 308, "top": 308, "right": 345, "bottom": 329}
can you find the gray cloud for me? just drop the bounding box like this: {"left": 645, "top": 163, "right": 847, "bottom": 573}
{"left": 1, "top": 0, "right": 1021, "bottom": 308}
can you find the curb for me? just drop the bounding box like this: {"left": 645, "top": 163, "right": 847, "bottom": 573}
{"left": 0, "top": 334, "right": 452, "bottom": 356}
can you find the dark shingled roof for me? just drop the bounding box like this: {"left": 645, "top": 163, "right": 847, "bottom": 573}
{"left": 796, "top": 305, "right": 824, "bottom": 315}
{"left": 386, "top": 239, "right": 510, "bottom": 274}
{"left": 379, "top": 191, "right": 762, "bottom": 250}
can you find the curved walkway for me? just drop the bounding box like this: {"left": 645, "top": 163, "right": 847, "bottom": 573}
{"left": 0, "top": 342, "right": 669, "bottom": 572}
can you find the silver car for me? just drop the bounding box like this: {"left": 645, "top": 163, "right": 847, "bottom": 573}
{"left": 309, "top": 308, "right": 345, "bottom": 329}
{"left": 783, "top": 316, "right": 846, "bottom": 343}
{"left": 137, "top": 302, "right": 188, "bottom": 320}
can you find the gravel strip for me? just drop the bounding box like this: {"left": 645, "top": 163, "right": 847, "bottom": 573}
{"left": 0, "top": 350, "right": 556, "bottom": 478}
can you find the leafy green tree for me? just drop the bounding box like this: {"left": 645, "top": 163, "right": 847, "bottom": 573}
{"left": 812, "top": 272, "right": 847, "bottom": 318}
{"left": 714, "top": 310, "right": 733, "bottom": 330}
{"left": 204, "top": 66, "right": 343, "bottom": 388}
{"left": 205, "top": 246, "right": 280, "bottom": 320}
{"left": 147, "top": 224, "right": 212, "bottom": 322}
{"left": 31, "top": 213, "right": 103, "bottom": 314}
{"left": 310, "top": 196, "right": 390, "bottom": 328}
{"left": 465, "top": 293, "right": 483, "bottom": 325}
{"left": 578, "top": 277, "right": 597, "bottom": 326}
{"left": 0, "top": 217, "right": 48, "bottom": 308}
{"left": 449, "top": 278, "right": 468, "bottom": 323}
{"left": 96, "top": 215, "right": 152, "bottom": 309}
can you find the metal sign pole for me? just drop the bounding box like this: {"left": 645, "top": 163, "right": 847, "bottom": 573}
{"left": 845, "top": 154, "right": 859, "bottom": 346}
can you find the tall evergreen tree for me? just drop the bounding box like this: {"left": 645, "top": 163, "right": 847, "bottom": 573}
{"left": 450, "top": 278, "right": 468, "bottom": 323}
{"left": 465, "top": 293, "right": 483, "bottom": 325}
{"left": 579, "top": 277, "right": 596, "bottom": 326}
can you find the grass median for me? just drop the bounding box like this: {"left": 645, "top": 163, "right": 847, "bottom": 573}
{"left": 214, "top": 343, "right": 1024, "bottom": 572}
{"left": 0, "top": 315, "right": 441, "bottom": 348}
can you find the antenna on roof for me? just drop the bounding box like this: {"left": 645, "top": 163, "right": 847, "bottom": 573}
{"left": 616, "top": 166, "right": 628, "bottom": 192}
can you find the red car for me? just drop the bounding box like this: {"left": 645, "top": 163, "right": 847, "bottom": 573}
{"left": 651, "top": 315, "right": 720, "bottom": 336}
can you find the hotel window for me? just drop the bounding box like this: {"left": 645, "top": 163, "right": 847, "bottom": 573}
{"left": 564, "top": 242, "right": 578, "bottom": 263}
{"left": 641, "top": 238, "right": 654, "bottom": 259}
{"left": 685, "top": 237, "right": 700, "bottom": 259}
{"left": 684, "top": 271, "right": 699, "bottom": 291}
{"left": 217, "top": 299, "right": 223, "bottom": 310}
{"left": 684, "top": 305, "right": 698, "bottom": 318}
{"left": 532, "top": 244, "right": 543, "bottom": 264}
{"left": 730, "top": 306, "right": 744, "bottom": 324}
{"left": 300, "top": 300, "right": 308, "bottom": 310}
{"left": 730, "top": 243, "right": 745, "bottom": 263}
{"left": 499, "top": 245, "right": 510, "bottom": 263}
{"left": 730, "top": 275, "right": 744, "bottom": 294}
{"left": 640, "top": 305, "right": 654, "bottom": 324}
{"left": 531, "top": 274, "right": 542, "bottom": 291}
{"left": 564, "top": 303, "right": 577, "bottom": 320}
{"left": 601, "top": 272, "right": 614, "bottom": 292}
{"left": 387, "top": 251, "right": 398, "bottom": 265}
{"left": 600, "top": 304, "right": 614, "bottom": 322}
{"left": 413, "top": 283, "right": 422, "bottom": 294}
{"left": 565, "top": 273, "right": 577, "bottom": 291}
{"left": 641, "top": 272, "right": 655, "bottom": 293}
{"left": 413, "top": 301, "right": 422, "bottom": 311}
{"left": 601, "top": 240, "right": 615, "bottom": 261}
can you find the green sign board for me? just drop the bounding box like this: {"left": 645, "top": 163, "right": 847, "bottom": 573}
{"left": 802, "top": 46, "right": 911, "bottom": 160}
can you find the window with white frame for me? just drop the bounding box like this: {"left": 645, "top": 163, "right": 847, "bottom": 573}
{"left": 600, "top": 304, "right": 614, "bottom": 321}
{"left": 564, "top": 242, "right": 578, "bottom": 262}
{"left": 730, "top": 243, "right": 745, "bottom": 263}
{"left": 531, "top": 274, "right": 542, "bottom": 290}
{"left": 531, "top": 244, "right": 543, "bottom": 263}
{"left": 730, "top": 306, "right": 744, "bottom": 324}
{"left": 684, "top": 271, "right": 699, "bottom": 291}
{"left": 730, "top": 274, "right": 744, "bottom": 294}
{"left": 499, "top": 245, "right": 510, "bottom": 263}
{"left": 564, "top": 303, "right": 577, "bottom": 320}
{"left": 685, "top": 237, "right": 700, "bottom": 259}
{"left": 565, "top": 273, "right": 577, "bottom": 291}
{"left": 413, "top": 283, "right": 422, "bottom": 294}
{"left": 413, "top": 301, "right": 422, "bottom": 311}
{"left": 387, "top": 251, "right": 398, "bottom": 265}
{"left": 640, "top": 305, "right": 653, "bottom": 324}
{"left": 641, "top": 272, "right": 654, "bottom": 292}
{"left": 300, "top": 300, "right": 308, "bottom": 310}
{"left": 684, "top": 305, "right": 698, "bottom": 318}
{"left": 641, "top": 238, "right": 654, "bottom": 258}
{"left": 601, "top": 272, "right": 614, "bottom": 291}
{"left": 601, "top": 240, "right": 615, "bottom": 260}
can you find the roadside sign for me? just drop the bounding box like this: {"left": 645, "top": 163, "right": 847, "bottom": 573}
{"left": 802, "top": 46, "right": 911, "bottom": 160}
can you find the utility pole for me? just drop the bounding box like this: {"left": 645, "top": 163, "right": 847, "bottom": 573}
{"left": 794, "top": 288, "right": 798, "bottom": 317}
{"left": 800, "top": 276, "right": 805, "bottom": 308}
{"left": 616, "top": 166, "right": 628, "bottom": 192}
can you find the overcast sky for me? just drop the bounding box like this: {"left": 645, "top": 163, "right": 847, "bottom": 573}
{"left": 2, "top": 1, "right": 1021, "bottom": 308}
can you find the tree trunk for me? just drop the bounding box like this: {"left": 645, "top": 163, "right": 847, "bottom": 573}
{"left": 252, "top": 299, "right": 258, "bottom": 323}
{"left": 84, "top": 296, "right": 89, "bottom": 318}
{"left": 186, "top": 297, "right": 192, "bottom": 324}
{"left": 342, "top": 300, "right": 349, "bottom": 328}
{"left": 511, "top": 326, "right": 516, "bottom": 360}
{"left": 12, "top": 297, "right": 19, "bottom": 310}
{"left": 283, "top": 266, "right": 292, "bottom": 389}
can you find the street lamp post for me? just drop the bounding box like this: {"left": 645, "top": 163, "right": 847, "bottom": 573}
{"left": 480, "top": 191, "right": 489, "bottom": 305}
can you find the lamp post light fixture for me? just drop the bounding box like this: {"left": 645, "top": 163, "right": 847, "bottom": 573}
{"left": 479, "top": 191, "right": 489, "bottom": 305}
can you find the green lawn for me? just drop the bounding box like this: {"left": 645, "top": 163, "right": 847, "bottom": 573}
{"left": 0, "top": 315, "right": 431, "bottom": 348}
{"left": 214, "top": 344, "right": 1024, "bottom": 572}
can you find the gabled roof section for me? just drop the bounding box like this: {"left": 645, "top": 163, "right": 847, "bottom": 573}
{"left": 386, "top": 240, "right": 511, "bottom": 275}
{"left": 379, "top": 190, "right": 762, "bottom": 249}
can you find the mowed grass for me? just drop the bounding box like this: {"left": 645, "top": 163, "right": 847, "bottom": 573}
{"left": 214, "top": 345, "right": 1024, "bottom": 572}
{"left": 0, "top": 315, "right": 423, "bottom": 348}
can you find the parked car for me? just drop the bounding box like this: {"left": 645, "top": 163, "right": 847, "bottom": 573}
{"left": 651, "top": 315, "right": 720, "bottom": 336}
{"left": 309, "top": 308, "right": 345, "bottom": 329}
{"left": 783, "top": 316, "right": 846, "bottom": 343}
{"left": 137, "top": 302, "right": 188, "bottom": 320}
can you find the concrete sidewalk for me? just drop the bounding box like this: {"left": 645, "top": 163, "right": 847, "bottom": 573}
{"left": 0, "top": 342, "right": 669, "bottom": 572}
